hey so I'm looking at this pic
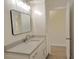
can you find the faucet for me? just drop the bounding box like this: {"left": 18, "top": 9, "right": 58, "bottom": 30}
{"left": 23, "top": 35, "right": 33, "bottom": 42}
{"left": 23, "top": 35, "right": 36, "bottom": 42}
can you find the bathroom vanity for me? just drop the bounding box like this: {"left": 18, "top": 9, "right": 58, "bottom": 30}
{"left": 5, "top": 5, "right": 48, "bottom": 59}
{"left": 5, "top": 0, "right": 47, "bottom": 59}
{"left": 5, "top": 37, "right": 48, "bottom": 59}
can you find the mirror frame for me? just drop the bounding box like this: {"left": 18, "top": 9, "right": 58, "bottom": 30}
{"left": 10, "top": 9, "right": 32, "bottom": 35}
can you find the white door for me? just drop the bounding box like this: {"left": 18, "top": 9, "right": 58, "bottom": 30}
{"left": 66, "top": 2, "right": 70, "bottom": 59}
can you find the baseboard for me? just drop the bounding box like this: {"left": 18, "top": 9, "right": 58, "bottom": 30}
{"left": 51, "top": 44, "right": 66, "bottom": 47}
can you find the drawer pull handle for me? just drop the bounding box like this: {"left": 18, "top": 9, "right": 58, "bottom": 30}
{"left": 66, "top": 38, "right": 70, "bottom": 40}
{"left": 33, "top": 52, "right": 37, "bottom": 58}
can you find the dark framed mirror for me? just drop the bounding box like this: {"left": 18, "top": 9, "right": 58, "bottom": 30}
{"left": 10, "top": 10, "right": 31, "bottom": 35}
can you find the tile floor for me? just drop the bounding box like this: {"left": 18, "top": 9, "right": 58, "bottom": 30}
{"left": 47, "top": 46, "right": 67, "bottom": 59}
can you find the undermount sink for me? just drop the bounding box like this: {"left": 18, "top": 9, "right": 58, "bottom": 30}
{"left": 5, "top": 37, "right": 45, "bottom": 55}
{"left": 23, "top": 37, "right": 45, "bottom": 45}
{"left": 30, "top": 37, "right": 42, "bottom": 41}
{"left": 30, "top": 39, "right": 40, "bottom": 41}
{"left": 24, "top": 38, "right": 40, "bottom": 44}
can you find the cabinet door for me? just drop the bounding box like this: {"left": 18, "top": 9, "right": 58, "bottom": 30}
{"left": 30, "top": 40, "right": 48, "bottom": 59}
{"left": 38, "top": 41, "right": 47, "bottom": 59}
{"left": 5, "top": 53, "right": 29, "bottom": 59}
{"left": 43, "top": 47, "right": 48, "bottom": 58}
{"left": 38, "top": 49, "right": 44, "bottom": 59}
{"left": 30, "top": 50, "right": 39, "bottom": 59}
{"left": 32, "top": 52, "right": 38, "bottom": 59}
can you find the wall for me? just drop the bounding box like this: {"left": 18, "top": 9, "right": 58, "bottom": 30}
{"left": 45, "top": 0, "right": 67, "bottom": 54}
{"left": 31, "top": 0, "right": 46, "bottom": 36}
{"left": 4, "top": 0, "right": 31, "bottom": 46}
{"left": 4, "top": 0, "right": 46, "bottom": 46}
{"left": 47, "top": 9, "right": 66, "bottom": 46}
{"left": 45, "top": 0, "right": 67, "bottom": 47}
{"left": 45, "top": 0, "right": 67, "bottom": 10}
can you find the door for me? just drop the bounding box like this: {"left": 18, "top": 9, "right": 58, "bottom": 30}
{"left": 70, "top": 1, "right": 74, "bottom": 59}
{"left": 66, "top": 2, "right": 70, "bottom": 59}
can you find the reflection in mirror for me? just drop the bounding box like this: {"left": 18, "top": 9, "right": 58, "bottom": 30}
{"left": 10, "top": 10, "right": 31, "bottom": 35}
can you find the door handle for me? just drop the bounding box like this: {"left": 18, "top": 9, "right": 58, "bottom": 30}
{"left": 66, "top": 38, "right": 70, "bottom": 40}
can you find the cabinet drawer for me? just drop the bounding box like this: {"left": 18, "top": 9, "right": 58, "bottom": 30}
{"left": 30, "top": 40, "right": 47, "bottom": 59}
{"left": 5, "top": 53, "right": 29, "bottom": 59}
{"left": 30, "top": 49, "right": 39, "bottom": 59}
{"left": 43, "top": 47, "right": 48, "bottom": 58}
{"left": 39, "top": 40, "right": 47, "bottom": 50}
{"left": 38, "top": 40, "right": 47, "bottom": 59}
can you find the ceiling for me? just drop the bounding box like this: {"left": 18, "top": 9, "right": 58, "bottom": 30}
{"left": 45, "top": 0, "right": 69, "bottom": 10}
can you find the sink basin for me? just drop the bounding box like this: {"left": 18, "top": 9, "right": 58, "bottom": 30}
{"left": 24, "top": 37, "right": 44, "bottom": 45}
{"left": 29, "top": 38, "right": 41, "bottom": 41}
{"left": 30, "top": 40, "right": 40, "bottom": 41}
{"left": 24, "top": 39, "right": 40, "bottom": 44}
{"left": 6, "top": 41, "right": 40, "bottom": 54}
{"left": 6, "top": 37, "right": 45, "bottom": 54}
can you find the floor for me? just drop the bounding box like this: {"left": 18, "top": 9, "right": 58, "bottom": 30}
{"left": 47, "top": 46, "right": 66, "bottom": 59}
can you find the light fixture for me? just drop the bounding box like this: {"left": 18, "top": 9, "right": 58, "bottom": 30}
{"left": 12, "top": 0, "right": 16, "bottom": 4}
{"left": 16, "top": 1, "right": 31, "bottom": 11}
{"left": 34, "top": 10, "right": 42, "bottom": 16}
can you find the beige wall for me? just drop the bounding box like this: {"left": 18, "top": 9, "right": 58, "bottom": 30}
{"left": 4, "top": 0, "right": 46, "bottom": 46}
{"left": 47, "top": 9, "right": 66, "bottom": 46}
{"left": 45, "top": 0, "right": 67, "bottom": 10}
{"left": 45, "top": 0, "right": 68, "bottom": 54}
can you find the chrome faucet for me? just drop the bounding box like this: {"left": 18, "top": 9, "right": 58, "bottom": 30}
{"left": 23, "top": 35, "right": 33, "bottom": 42}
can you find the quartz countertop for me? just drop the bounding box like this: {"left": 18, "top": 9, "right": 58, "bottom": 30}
{"left": 5, "top": 37, "right": 45, "bottom": 55}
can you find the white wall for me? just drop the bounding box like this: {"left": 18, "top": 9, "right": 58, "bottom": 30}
{"left": 31, "top": 0, "right": 46, "bottom": 35}
{"left": 4, "top": 0, "right": 46, "bottom": 46}
{"left": 4, "top": 0, "right": 31, "bottom": 46}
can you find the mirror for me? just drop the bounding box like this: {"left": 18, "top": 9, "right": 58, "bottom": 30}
{"left": 10, "top": 10, "right": 31, "bottom": 35}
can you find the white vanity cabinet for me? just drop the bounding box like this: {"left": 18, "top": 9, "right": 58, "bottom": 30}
{"left": 5, "top": 39, "right": 48, "bottom": 59}
{"left": 30, "top": 48, "right": 39, "bottom": 59}
{"left": 5, "top": 53, "right": 29, "bottom": 59}
{"left": 30, "top": 40, "right": 47, "bottom": 59}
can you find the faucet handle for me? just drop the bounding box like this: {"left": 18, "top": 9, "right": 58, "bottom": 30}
{"left": 23, "top": 35, "right": 30, "bottom": 42}
{"left": 26, "top": 35, "right": 31, "bottom": 39}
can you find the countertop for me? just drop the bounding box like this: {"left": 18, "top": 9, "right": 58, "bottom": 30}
{"left": 5, "top": 37, "right": 45, "bottom": 55}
